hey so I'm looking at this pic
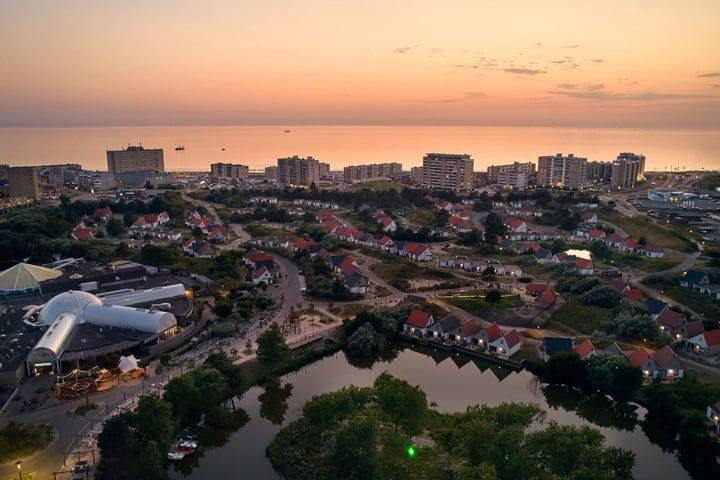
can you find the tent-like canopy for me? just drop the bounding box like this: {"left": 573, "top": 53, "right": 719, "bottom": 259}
{"left": 118, "top": 355, "right": 139, "bottom": 373}
{"left": 0, "top": 262, "right": 62, "bottom": 292}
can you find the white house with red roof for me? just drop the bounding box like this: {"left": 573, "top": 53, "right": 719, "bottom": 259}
{"left": 405, "top": 243, "right": 432, "bottom": 262}
{"left": 252, "top": 266, "right": 274, "bottom": 285}
{"left": 377, "top": 235, "right": 394, "bottom": 252}
{"left": 379, "top": 215, "right": 397, "bottom": 232}
{"left": 687, "top": 329, "right": 720, "bottom": 357}
{"left": 472, "top": 322, "right": 503, "bottom": 350}
{"left": 625, "top": 346, "right": 683, "bottom": 381}
{"left": 588, "top": 229, "right": 606, "bottom": 241}
{"left": 504, "top": 217, "right": 527, "bottom": 233}
{"left": 182, "top": 237, "right": 196, "bottom": 254}
{"left": 656, "top": 309, "right": 686, "bottom": 336}
{"left": 490, "top": 329, "right": 522, "bottom": 356}
{"left": 71, "top": 228, "right": 94, "bottom": 241}
{"left": 452, "top": 320, "right": 480, "bottom": 345}
{"left": 576, "top": 257, "right": 594, "bottom": 275}
{"left": 637, "top": 242, "right": 664, "bottom": 258}
{"left": 94, "top": 206, "right": 112, "bottom": 221}
{"left": 208, "top": 226, "right": 229, "bottom": 243}
{"left": 404, "top": 310, "right": 435, "bottom": 336}
{"left": 581, "top": 212, "right": 598, "bottom": 224}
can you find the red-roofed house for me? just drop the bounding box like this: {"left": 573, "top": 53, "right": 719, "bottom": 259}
{"left": 94, "top": 206, "right": 112, "bottom": 221}
{"left": 625, "top": 347, "right": 655, "bottom": 380}
{"left": 208, "top": 226, "right": 229, "bottom": 243}
{"left": 573, "top": 338, "right": 596, "bottom": 359}
{"left": 252, "top": 266, "right": 274, "bottom": 285}
{"left": 625, "top": 288, "right": 645, "bottom": 302}
{"left": 656, "top": 309, "right": 686, "bottom": 336}
{"left": 576, "top": 257, "right": 594, "bottom": 275}
{"left": 582, "top": 212, "right": 598, "bottom": 224}
{"left": 588, "top": 229, "right": 606, "bottom": 240}
{"left": 624, "top": 237, "right": 638, "bottom": 250}
{"left": 606, "top": 233, "right": 626, "bottom": 250}
{"left": 638, "top": 243, "right": 664, "bottom": 258}
{"left": 473, "top": 322, "right": 503, "bottom": 350}
{"left": 453, "top": 320, "right": 480, "bottom": 344}
{"left": 504, "top": 217, "right": 527, "bottom": 233}
{"left": 651, "top": 346, "right": 683, "bottom": 380}
{"left": 404, "top": 310, "right": 435, "bottom": 336}
{"left": 687, "top": 329, "right": 720, "bottom": 357}
{"left": 317, "top": 211, "right": 335, "bottom": 222}
{"left": 609, "top": 279, "right": 630, "bottom": 294}
{"left": 379, "top": 215, "right": 397, "bottom": 232}
{"left": 72, "top": 228, "right": 94, "bottom": 241}
{"left": 490, "top": 329, "right": 522, "bottom": 356}
{"left": 293, "top": 237, "right": 317, "bottom": 252}
{"left": 681, "top": 321, "right": 706, "bottom": 343}
{"left": 182, "top": 237, "right": 196, "bottom": 254}
{"left": 406, "top": 243, "right": 432, "bottom": 262}
{"left": 378, "top": 235, "right": 394, "bottom": 252}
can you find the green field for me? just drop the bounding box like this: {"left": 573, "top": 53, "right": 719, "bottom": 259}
{"left": 347, "top": 181, "right": 402, "bottom": 193}
{"left": 600, "top": 213, "right": 697, "bottom": 252}
{"left": 446, "top": 294, "right": 521, "bottom": 316}
{"left": 548, "top": 297, "right": 615, "bottom": 335}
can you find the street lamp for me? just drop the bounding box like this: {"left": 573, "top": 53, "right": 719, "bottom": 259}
{"left": 15, "top": 460, "right": 22, "bottom": 480}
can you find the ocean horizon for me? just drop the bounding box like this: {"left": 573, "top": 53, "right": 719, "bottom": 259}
{"left": 1, "top": 125, "right": 718, "bottom": 174}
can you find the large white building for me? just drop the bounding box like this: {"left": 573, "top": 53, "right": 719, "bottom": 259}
{"left": 422, "top": 153, "right": 474, "bottom": 190}
{"left": 107, "top": 145, "right": 165, "bottom": 174}
{"left": 537, "top": 153, "right": 587, "bottom": 189}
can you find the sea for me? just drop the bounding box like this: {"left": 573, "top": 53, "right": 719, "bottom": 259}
{"left": 0, "top": 126, "right": 718, "bottom": 174}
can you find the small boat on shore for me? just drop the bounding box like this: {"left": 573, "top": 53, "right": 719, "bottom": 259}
{"left": 168, "top": 451, "right": 185, "bottom": 461}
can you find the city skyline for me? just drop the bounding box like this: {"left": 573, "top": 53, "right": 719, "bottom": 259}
{"left": 1, "top": 1, "right": 718, "bottom": 129}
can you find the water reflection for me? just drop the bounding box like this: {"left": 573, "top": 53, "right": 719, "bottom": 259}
{"left": 542, "top": 385, "right": 639, "bottom": 431}
{"left": 258, "top": 378, "right": 294, "bottom": 425}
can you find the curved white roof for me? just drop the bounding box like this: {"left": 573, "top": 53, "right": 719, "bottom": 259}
{"left": 27, "top": 313, "right": 79, "bottom": 365}
{"left": 0, "top": 262, "right": 62, "bottom": 292}
{"left": 97, "top": 284, "right": 187, "bottom": 306}
{"left": 85, "top": 304, "right": 176, "bottom": 334}
{"left": 39, "top": 290, "right": 102, "bottom": 325}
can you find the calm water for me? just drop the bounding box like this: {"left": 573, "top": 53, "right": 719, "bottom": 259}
{"left": 168, "top": 344, "right": 690, "bottom": 480}
{"left": 1, "top": 126, "right": 718, "bottom": 173}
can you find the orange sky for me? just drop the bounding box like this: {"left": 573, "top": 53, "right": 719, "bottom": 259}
{"left": 1, "top": 0, "right": 718, "bottom": 128}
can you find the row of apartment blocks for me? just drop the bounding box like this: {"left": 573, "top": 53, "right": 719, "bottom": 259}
{"left": 487, "top": 152, "right": 645, "bottom": 190}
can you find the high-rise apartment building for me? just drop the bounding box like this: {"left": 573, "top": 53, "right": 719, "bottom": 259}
{"left": 422, "top": 153, "right": 474, "bottom": 190}
{"left": 487, "top": 162, "right": 535, "bottom": 184}
{"left": 106, "top": 145, "right": 164, "bottom": 174}
{"left": 497, "top": 172, "right": 530, "bottom": 190}
{"left": 343, "top": 162, "right": 403, "bottom": 183}
{"left": 8, "top": 166, "right": 41, "bottom": 200}
{"left": 586, "top": 161, "right": 613, "bottom": 184}
{"left": 210, "top": 163, "right": 249, "bottom": 181}
{"left": 537, "top": 153, "right": 587, "bottom": 189}
{"left": 611, "top": 152, "right": 646, "bottom": 188}
{"left": 277, "top": 156, "right": 320, "bottom": 187}
{"left": 319, "top": 162, "right": 331, "bottom": 179}
{"left": 264, "top": 166, "right": 278, "bottom": 182}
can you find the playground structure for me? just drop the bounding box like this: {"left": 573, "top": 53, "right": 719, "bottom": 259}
{"left": 55, "top": 366, "right": 116, "bottom": 399}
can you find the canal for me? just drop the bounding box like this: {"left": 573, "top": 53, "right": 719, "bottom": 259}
{"left": 168, "top": 343, "right": 690, "bottom": 479}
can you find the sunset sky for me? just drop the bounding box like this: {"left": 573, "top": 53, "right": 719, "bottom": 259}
{"left": 1, "top": 0, "right": 718, "bottom": 128}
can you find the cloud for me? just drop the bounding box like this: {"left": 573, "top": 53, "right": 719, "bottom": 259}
{"left": 589, "top": 59, "right": 604, "bottom": 63}
{"left": 534, "top": 43, "right": 543, "bottom": 47}
{"left": 504, "top": 68, "right": 546, "bottom": 75}
{"left": 548, "top": 84, "right": 714, "bottom": 101}
{"left": 557, "top": 84, "right": 578, "bottom": 90}
{"left": 698, "top": 72, "right": 720, "bottom": 78}
{"left": 563, "top": 44, "right": 580, "bottom": 48}
{"left": 393, "top": 46, "right": 416, "bottom": 54}
{"left": 412, "top": 92, "right": 486, "bottom": 103}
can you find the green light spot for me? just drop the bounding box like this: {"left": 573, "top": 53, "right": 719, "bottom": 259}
{"left": 407, "top": 446, "right": 415, "bottom": 458}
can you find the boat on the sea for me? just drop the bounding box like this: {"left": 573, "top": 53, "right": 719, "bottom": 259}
{"left": 175, "top": 145, "right": 185, "bottom": 151}
{"left": 283, "top": 129, "right": 291, "bottom": 133}
{"left": 168, "top": 433, "right": 198, "bottom": 460}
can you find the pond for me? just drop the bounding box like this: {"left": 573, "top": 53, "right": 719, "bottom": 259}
{"left": 168, "top": 343, "right": 690, "bottom": 479}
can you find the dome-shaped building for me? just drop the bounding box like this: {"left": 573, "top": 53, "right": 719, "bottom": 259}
{"left": 38, "top": 290, "right": 102, "bottom": 325}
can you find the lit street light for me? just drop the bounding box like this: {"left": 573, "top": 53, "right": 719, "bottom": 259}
{"left": 15, "top": 460, "right": 22, "bottom": 480}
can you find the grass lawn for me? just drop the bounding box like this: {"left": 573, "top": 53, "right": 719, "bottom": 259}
{"left": 446, "top": 294, "right": 521, "bottom": 316}
{"left": 659, "top": 286, "right": 720, "bottom": 324}
{"left": 347, "top": 181, "right": 402, "bottom": 193}
{"left": 548, "top": 297, "right": 615, "bottom": 335}
{"left": 601, "top": 213, "right": 697, "bottom": 252}
{"left": 369, "top": 258, "right": 457, "bottom": 291}
{"left": 406, "top": 209, "right": 438, "bottom": 228}
{"left": 636, "top": 256, "right": 683, "bottom": 273}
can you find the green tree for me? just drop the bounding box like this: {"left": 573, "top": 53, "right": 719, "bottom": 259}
{"left": 258, "top": 377, "right": 294, "bottom": 425}
{"left": 485, "top": 289, "right": 503, "bottom": 304}
{"left": 163, "top": 374, "right": 202, "bottom": 425}
{"left": 256, "top": 323, "right": 290, "bottom": 365}
{"left": 373, "top": 372, "right": 427, "bottom": 434}
{"left": 328, "top": 414, "right": 377, "bottom": 480}
{"left": 586, "top": 354, "right": 642, "bottom": 400}
{"left": 106, "top": 217, "right": 124, "bottom": 236}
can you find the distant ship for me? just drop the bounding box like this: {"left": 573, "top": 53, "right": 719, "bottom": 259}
{"left": 284, "top": 130, "right": 291, "bottom": 133}
{"left": 175, "top": 145, "right": 185, "bottom": 151}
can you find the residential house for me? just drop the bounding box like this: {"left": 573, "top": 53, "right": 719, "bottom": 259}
{"left": 94, "top": 206, "right": 112, "bottom": 221}
{"left": 345, "top": 271, "right": 369, "bottom": 294}
{"left": 687, "top": 329, "right": 720, "bottom": 357}
{"left": 651, "top": 346, "right": 684, "bottom": 381}
{"left": 535, "top": 248, "right": 554, "bottom": 264}
{"left": 605, "top": 233, "right": 626, "bottom": 250}
{"left": 191, "top": 241, "right": 214, "bottom": 258}
{"left": 541, "top": 337, "right": 573, "bottom": 362}
{"left": 207, "top": 226, "right": 229, "bottom": 243}
{"left": 427, "top": 315, "right": 461, "bottom": 341}
{"left": 609, "top": 279, "right": 631, "bottom": 295}
{"left": 377, "top": 235, "right": 395, "bottom": 252}
{"left": 490, "top": 329, "right": 522, "bottom": 356}
{"left": 504, "top": 217, "right": 527, "bottom": 233}
{"left": 582, "top": 212, "right": 598, "bottom": 224}
{"left": 404, "top": 310, "right": 434, "bottom": 336}
{"left": 693, "top": 283, "right": 720, "bottom": 301}
{"left": 182, "top": 238, "right": 196, "bottom": 254}
{"left": 644, "top": 298, "right": 669, "bottom": 320}
{"left": 472, "top": 322, "right": 503, "bottom": 350}
{"left": 252, "top": 266, "right": 274, "bottom": 285}
{"left": 588, "top": 229, "right": 606, "bottom": 241}
{"left": 656, "top": 309, "right": 686, "bottom": 337}
{"left": 379, "top": 215, "right": 397, "bottom": 232}
{"left": 72, "top": 228, "right": 94, "bottom": 241}
{"left": 625, "top": 347, "right": 655, "bottom": 380}
{"left": 637, "top": 243, "right": 664, "bottom": 258}
{"left": 576, "top": 257, "right": 594, "bottom": 275}
{"left": 625, "top": 288, "right": 645, "bottom": 302}
{"left": 706, "top": 402, "right": 720, "bottom": 435}
{"left": 437, "top": 256, "right": 456, "bottom": 268}
{"left": 680, "top": 270, "right": 710, "bottom": 288}
{"left": 406, "top": 243, "right": 433, "bottom": 262}
{"left": 526, "top": 283, "right": 558, "bottom": 307}
{"left": 452, "top": 320, "right": 480, "bottom": 345}
{"left": 573, "top": 338, "right": 597, "bottom": 359}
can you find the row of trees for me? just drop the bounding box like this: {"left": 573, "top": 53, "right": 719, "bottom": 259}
{"left": 267, "top": 373, "right": 635, "bottom": 480}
